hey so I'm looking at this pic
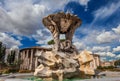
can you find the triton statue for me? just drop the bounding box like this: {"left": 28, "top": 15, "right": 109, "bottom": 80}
{"left": 42, "top": 12, "right": 82, "bottom": 53}
{"left": 34, "top": 12, "right": 95, "bottom": 81}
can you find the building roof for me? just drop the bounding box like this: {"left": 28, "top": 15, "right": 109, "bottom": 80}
{"left": 20, "top": 46, "right": 52, "bottom": 52}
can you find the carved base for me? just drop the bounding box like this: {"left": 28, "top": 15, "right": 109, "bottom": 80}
{"left": 34, "top": 50, "right": 95, "bottom": 81}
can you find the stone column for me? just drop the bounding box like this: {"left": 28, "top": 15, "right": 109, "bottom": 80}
{"left": 23, "top": 51, "right": 26, "bottom": 70}
{"left": 35, "top": 57, "right": 38, "bottom": 68}
{"left": 20, "top": 51, "right": 25, "bottom": 70}
{"left": 20, "top": 52, "right": 23, "bottom": 70}
{"left": 35, "top": 49, "right": 38, "bottom": 68}
{"left": 26, "top": 50, "right": 29, "bottom": 70}
{"left": 30, "top": 49, "right": 33, "bottom": 70}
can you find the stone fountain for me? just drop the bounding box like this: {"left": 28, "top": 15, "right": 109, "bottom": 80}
{"left": 34, "top": 12, "right": 95, "bottom": 81}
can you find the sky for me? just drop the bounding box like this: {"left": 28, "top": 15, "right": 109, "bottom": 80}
{"left": 0, "top": 0, "right": 120, "bottom": 61}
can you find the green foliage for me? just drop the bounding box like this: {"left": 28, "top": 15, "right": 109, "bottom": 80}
{"left": 114, "top": 59, "right": 120, "bottom": 67}
{"left": 0, "top": 42, "right": 6, "bottom": 63}
{"left": 25, "top": 76, "right": 42, "bottom": 81}
{"left": 97, "top": 66, "right": 114, "bottom": 69}
{"left": 48, "top": 39, "right": 55, "bottom": 45}
{"left": 0, "top": 41, "right": 6, "bottom": 69}
{"left": 2, "top": 69, "right": 10, "bottom": 74}
{"left": 47, "top": 39, "right": 65, "bottom": 45}
{"left": 18, "top": 70, "right": 33, "bottom": 73}
{"left": 7, "top": 50, "right": 16, "bottom": 66}
{"left": 1, "top": 68, "right": 19, "bottom": 74}
{"left": 14, "top": 59, "right": 23, "bottom": 66}
{"left": 97, "top": 66, "right": 120, "bottom": 72}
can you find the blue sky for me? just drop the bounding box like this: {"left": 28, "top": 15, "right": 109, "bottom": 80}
{"left": 0, "top": 0, "right": 120, "bottom": 61}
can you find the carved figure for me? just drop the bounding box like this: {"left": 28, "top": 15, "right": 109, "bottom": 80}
{"left": 42, "top": 12, "right": 82, "bottom": 52}
{"left": 34, "top": 12, "right": 96, "bottom": 81}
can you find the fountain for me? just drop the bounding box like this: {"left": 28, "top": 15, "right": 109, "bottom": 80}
{"left": 34, "top": 12, "right": 94, "bottom": 81}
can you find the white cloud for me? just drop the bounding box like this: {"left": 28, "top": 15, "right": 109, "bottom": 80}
{"left": 106, "top": 52, "right": 116, "bottom": 57}
{"left": 91, "top": 1, "right": 120, "bottom": 25}
{"left": 0, "top": 0, "right": 91, "bottom": 34}
{"left": 112, "top": 24, "right": 120, "bottom": 34}
{"left": 92, "top": 46, "right": 110, "bottom": 52}
{"left": 40, "top": 0, "right": 68, "bottom": 11}
{"left": 95, "top": 52, "right": 116, "bottom": 57}
{"left": 100, "top": 57, "right": 107, "bottom": 61}
{"left": 0, "top": 32, "right": 22, "bottom": 48}
{"left": 0, "top": 0, "right": 91, "bottom": 46}
{"left": 94, "top": 2, "right": 120, "bottom": 19}
{"left": 73, "top": 42, "right": 86, "bottom": 50}
{"left": 116, "top": 54, "right": 120, "bottom": 58}
{"left": 0, "top": 0, "right": 72, "bottom": 36}
{"left": 96, "top": 31, "right": 117, "bottom": 43}
{"left": 113, "top": 46, "right": 120, "bottom": 52}
{"left": 32, "top": 29, "right": 52, "bottom": 45}
{"left": 78, "top": 29, "right": 100, "bottom": 45}
{"left": 79, "top": 0, "right": 90, "bottom": 6}
{"left": 0, "top": 1, "right": 47, "bottom": 36}
{"left": 95, "top": 52, "right": 106, "bottom": 57}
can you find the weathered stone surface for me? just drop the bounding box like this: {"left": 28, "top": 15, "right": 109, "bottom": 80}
{"left": 34, "top": 12, "right": 95, "bottom": 81}
{"left": 43, "top": 12, "right": 81, "bottom": 33}
{"left": 78, "top": 50, "right": 95, "bottom": 75}
{"left": 42, "top": 12, "right": 82, "bottom": 52}
{"left": 78, "top": 50, "right": 93, "bottom": 65}
{"left": 34, "top": 50, "right": 96, "bottom": 81}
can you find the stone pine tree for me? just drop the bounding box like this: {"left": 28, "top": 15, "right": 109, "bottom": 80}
{"left": 0, "top": 41, "right": 6, "bottom": 69}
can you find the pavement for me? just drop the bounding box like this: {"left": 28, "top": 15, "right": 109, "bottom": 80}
{"left": 0, "top": 73, "right": 33, "bottom": 81}
{"left": 75, "top": 77, "right": 120, "bottom": 81}
{"left": 0, "top": 71, "right": 120, "bottom": 81}
{"left": 0, "top": 77, "right": 120, "bottom": 81}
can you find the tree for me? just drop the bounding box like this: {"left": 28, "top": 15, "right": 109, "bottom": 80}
{"left": 0, "top": 41, "right": 6, "bottom": 69}
{"left": 7, "top": 50, "right": 16, "bottom": 66}
{"left": 114, "top": 59, "right": 120, "bottom": 67}
{"left": 7, "top": 50, "right": 22, "bottom": 71}
{"left": 47, "top": 39, "right": 65, "bottom": 45}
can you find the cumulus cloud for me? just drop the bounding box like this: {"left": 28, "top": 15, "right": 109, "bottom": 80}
{"left": 113, "top": 46, "right": 120, "bottom": 52}
{"left": 96, "top": 31, "right": 117, "bottom": 43}
{"left": 73, "top": 42, "right": 86, "bottom": 50}
{"left": 106, "top": 52, "right": 116, "bottom": 57}
{"left": 92, "top": 46, "right": 110, "bottom": 52}
{"left": 74, "top": 24, "right": 120, "bottom": 57}
{"left": 32, "top": 29, "right": 52, "bottom": 45}
{"left": 112, "top": 24, "right": 120, "bottom": 34}
{"left": 95, "top": 52, "right": 116, "bottom": 57}
{"left": 0, "top": 32, "right": 22, "bottom": 48}
{"left": 116, "top": 54, "right": 120, "bottom": 58}
{"left": 0, "top": 0, "right": 90, "bottom": 48}
{"left": 78, "top": 29, "right": 100, "bottom": 45}
{"left": 0, "top": 0, "right": 90, "bottom": 35}
{"left": 0, "top": 0, "right": 47, "bottom": 36}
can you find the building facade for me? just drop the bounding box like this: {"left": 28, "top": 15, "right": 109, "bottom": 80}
{"left": 19, "top": 46, "right": 51, "bottom": 70}
{"left": 90, "top": 54, "right": 100, "bottom": 69}
{"left": 101, "top": 61, "right": 115, "bottom": 67}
